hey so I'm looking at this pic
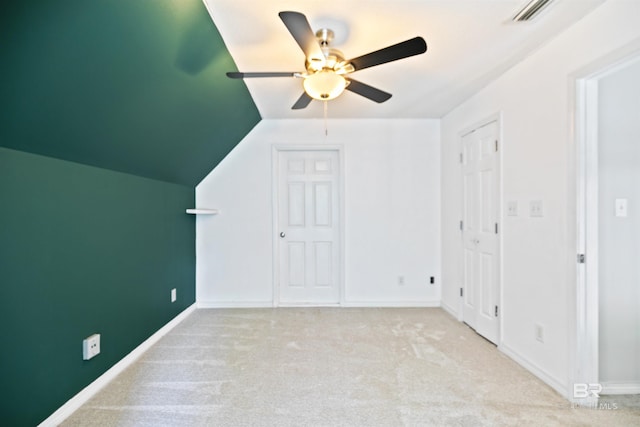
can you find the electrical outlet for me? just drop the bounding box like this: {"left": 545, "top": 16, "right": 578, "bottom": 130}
{"left": 398, "top": 276, "right": 405, "bottom": 286}
{"left": 83, "top": 334, "right": 100, "bottom": 360}
{"left": 507, "top": 200, "right": 518, "bottom": 216}
{"left": 534, "top": 324, "right": 544, "bottom": 343}
{"left": 171, "top": 288, "right": 177, "bottom": 303}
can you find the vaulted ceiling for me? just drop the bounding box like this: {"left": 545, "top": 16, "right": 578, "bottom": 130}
{"left": 1, "top": 1, "right": 606, "bottom": 187}
{"left": 1, "top": 0, "right": 259, "bottom": 187}
{"left": 206, "top": 0, "right": 604, "bottom": 119}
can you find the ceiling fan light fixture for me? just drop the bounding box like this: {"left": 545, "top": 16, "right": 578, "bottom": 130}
{"left": 227, "top": 12, "right": 428, "bottom": 110}
{"left": 303, "top": 70, "right": 347, "bottom": 100}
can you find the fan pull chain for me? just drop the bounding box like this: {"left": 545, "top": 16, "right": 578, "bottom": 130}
{"left": 324, "top": 100, "right": 328, "bottom": 137}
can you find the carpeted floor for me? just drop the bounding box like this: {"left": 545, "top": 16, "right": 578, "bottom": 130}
{"left": 63, "top": 308, "right": 640, "bottom": 426}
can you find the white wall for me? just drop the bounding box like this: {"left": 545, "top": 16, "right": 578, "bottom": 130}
{"left": 440, "top": 0, "right": 640, "bottom": 397}
{"left": 598, "top": 58, "right": 640, "bottom": 387}
{"left": 197, "top": 119, "right": 440, "bottom": 307}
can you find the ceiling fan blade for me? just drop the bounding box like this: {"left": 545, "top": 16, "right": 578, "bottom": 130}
{"left": 291, "top": 92, "right": 313, "bottom": 110}
{"left": 346, "top": 37, "right": 427, "bottom": 72}
{"left": 345, "top": 78, "right": 392, "bottom": 103}
{"left": 226, "top": 72, "right": 297, "bottom": 78}
{"left": 279, "top": 11, "right": 325, "bottom": 63}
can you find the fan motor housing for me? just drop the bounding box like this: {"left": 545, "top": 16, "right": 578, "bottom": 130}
{"left": 305, "top": 29, "right": 354, "bottom": 74}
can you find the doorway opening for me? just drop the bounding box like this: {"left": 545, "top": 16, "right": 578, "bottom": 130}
{"left": 574, "top": 44, "right": 640, "bottom": 403}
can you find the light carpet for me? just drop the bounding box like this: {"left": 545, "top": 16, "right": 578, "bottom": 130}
{"left": 62, "top": 308, "right": 640, "bottom": 426}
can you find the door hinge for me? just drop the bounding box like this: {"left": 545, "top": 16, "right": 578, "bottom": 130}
{"left": 460, "top": 287, "right": 464, "bottom": 297}
{"left": 495, "top": 305, "right": 499, "bottom": 317}
{"left": 577, "top": 253, "right": 586, "bottom": 264}
{"left": 460, "top": 220, "right": 464, "bottom": 231}
{"left": 495, "top": 223, "right": 498, "bottom": 234}
{"left": 459, "top": 153, "right": 463, "bottom": 163}
{"left": 495, "top": 140, "right": 498, "bottom": 152}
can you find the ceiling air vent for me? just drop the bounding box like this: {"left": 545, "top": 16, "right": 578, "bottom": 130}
{"left": 513, "top": 0, "right": 554, "bottom": 22}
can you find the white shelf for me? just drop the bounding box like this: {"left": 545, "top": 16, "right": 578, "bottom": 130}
{"left": 186, "top": 209, "right": 219, "bottom": 215}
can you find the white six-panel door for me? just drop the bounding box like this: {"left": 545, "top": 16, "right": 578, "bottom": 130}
{"left": 462, "top": 121, "right": 500, "bottom": 344}
{"left": 276, "top": 149, "right": 341, "bottom": 305}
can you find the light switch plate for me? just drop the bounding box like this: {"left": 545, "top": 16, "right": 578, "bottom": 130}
{"left": 530, "top": 200, "right": 543, "bottom": 217}
{"left": 615, "top": 198, "right": 628, "bottom": 217}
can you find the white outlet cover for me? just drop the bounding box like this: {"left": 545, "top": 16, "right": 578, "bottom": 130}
{"left": 535, "top": 324, "right": 544, "bottom": 343}
{"left": 507, "top": 200, "right": 518, "bottom": 216}
{"left": 83, "top": 334, "right": 101, "bottom": 360}
{"left": 171, "top": 288, "right": 177, "bottom": 302}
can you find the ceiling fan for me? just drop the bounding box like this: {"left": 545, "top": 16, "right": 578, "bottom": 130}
{"left": 226, "top": 11, "right": 427, "bottom": 110}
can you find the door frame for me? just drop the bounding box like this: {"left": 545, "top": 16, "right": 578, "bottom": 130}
{"left": 571, "top": 40, "right": 640, "bottom": 403}
{"left": 458, "top": 113, "right": 503, "bottom": 345}
{"left": 271, "top": 145, "right": 345, "bottom": 307}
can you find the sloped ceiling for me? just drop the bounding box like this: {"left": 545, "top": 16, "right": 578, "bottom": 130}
{"left": 0, "top": 0, "right": 260, "bottom": 187}
{"left": 1, "top": 0, "right": 607, "bottom": 186}
{"left": 206, "top": 0, "right": 605, "bottom": 119}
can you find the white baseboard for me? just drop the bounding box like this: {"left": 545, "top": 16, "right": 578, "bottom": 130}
{"left": 499, "top": 342, "right": 568, "bottom": 399}
{"left": 277, "top": 302, "right": 341, "bottom": 307}
{"left": 38, "top": 304, "right": 197, "bottom": 427}
{"left": 440, "top": 300, "right": 460, "bottom": 319}
{"left": 341, "top": 300, "right": 440, "bottom": 308}
{"left": 197, "top": 300, "right": 441, "bottom": 308}
{"left": 601, "top": 382, "right": 640, "bottom": 395}
{"left": 197, "top": 301, "right": 274, "bottom": 308}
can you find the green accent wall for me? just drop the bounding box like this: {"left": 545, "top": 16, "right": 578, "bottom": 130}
{"left": 1, "top": 0, "right": 260, "bottom": 187}
{"left": 0, "top": 1, "right": 258, "bottom": 424}
{"left": 0, "top": 148, "right": 195, "bottom": 426}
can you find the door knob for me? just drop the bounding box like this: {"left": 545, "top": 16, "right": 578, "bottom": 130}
{"left": 280, "top": 232, "right": 286, "bottom": 238}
